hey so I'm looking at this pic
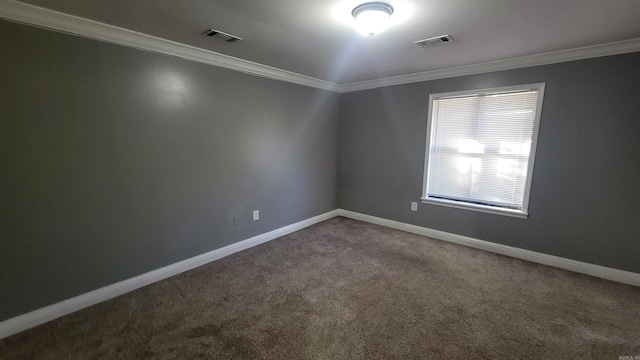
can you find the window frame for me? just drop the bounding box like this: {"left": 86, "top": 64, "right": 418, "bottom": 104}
{"left": 421, "top": 83, "right": 546, "bottom": 219}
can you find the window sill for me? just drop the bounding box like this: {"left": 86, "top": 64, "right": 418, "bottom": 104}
{"left": 420, "top": 197, "right": 529, "bottom": 219}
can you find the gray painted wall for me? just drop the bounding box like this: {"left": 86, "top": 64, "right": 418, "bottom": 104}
{"left": 339, "top": 52, "right": 640, "bottom": 274}
{"left": 0, "top": 20, "right": 340, "bottom": 321}
{"left": 2, "top": 16, "right": 639, "bottom": 324}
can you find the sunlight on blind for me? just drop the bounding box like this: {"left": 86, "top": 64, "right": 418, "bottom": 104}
{"left": 426, "top": 90, "right": 539, "bottom": 210}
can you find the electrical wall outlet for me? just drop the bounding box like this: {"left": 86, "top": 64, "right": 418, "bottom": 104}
{"left": 253, "top": 210, "right": 260, "bottom": 221}
{"left": 228, "top": 207, "right": 245, "bottom": 229}
{"left": 411, "top": 202, "right": 418, "bottom": 211}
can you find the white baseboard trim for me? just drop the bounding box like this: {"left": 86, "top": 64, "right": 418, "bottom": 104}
{"left": 336, "top": 209, "right": 640, "bottom": 287}
{"left": 4, "top": 208, "right": 637, "bottom": 339}
{"left": 0, "top": 209, "right": 340, "bottom": 340}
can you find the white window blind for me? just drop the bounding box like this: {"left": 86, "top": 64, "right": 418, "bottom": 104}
{"left": 423, "top": 84, "right": 544, "bottom": 217}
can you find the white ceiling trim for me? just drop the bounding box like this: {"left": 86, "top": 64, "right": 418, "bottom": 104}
{"left": 1, "top": 0, "right": 639, "bottom": 94}
{"left": 0, "top": 0, "right": 341, "bottom": 92}
{"left": 341, "top": 38, "right": 640, "bottom": 92}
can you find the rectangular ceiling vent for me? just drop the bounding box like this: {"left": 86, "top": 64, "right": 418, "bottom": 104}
{"left": 202, "top": 29, "right": 242, "bottom": 43}
{"left": 415, "top": 35, "right": 453, "bottom": 48}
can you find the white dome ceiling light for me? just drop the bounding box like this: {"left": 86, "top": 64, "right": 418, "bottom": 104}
{"left": 352, "top": 2, "right": 394, "bottom": 36}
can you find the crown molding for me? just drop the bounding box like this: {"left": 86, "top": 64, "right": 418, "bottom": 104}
{"left": 1, "top": 1, "right": 639, "bottom": 94}
{"left": 0, "top": 0, "right": 341, "bottom": 92}
{"left": 340, "top": 38, "right": 640, "bottom": 92}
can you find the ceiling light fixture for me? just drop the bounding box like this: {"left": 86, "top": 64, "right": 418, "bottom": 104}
{"left": 352, "top": 2, "right": 394, "bottom": 36}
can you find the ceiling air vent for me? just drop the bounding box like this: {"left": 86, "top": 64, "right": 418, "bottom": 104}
{"left": 202, "top": 29, "right": 242, "bottom": 43}
{"left": 415, "top": 34, "right": 453, "bottom": 48}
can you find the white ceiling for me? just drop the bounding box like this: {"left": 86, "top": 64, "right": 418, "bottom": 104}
{"left": 10, "top": 0, "right": 640, "bottom": 84}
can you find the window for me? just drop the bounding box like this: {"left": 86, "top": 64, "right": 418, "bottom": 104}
{"left": 421, "top": 83, "right": 545, "bottom": 218}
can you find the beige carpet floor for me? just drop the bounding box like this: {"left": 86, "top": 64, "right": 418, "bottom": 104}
{"left": 1, "top": 217, "right": 639, "bottom": 359}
